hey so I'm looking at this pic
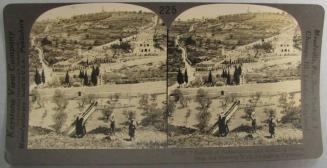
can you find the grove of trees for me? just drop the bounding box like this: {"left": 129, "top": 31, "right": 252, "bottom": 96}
{"left": 221, "top": 65, "right": 242, "bottom": 85}
{"left": 176, "top": 64, "right": 243, "bottom": 87}
{"left": 78, "top": 66, "right": 101, "bottom": 86}
{"left": 138, "top": 94, "right": 166, "bottom": 131}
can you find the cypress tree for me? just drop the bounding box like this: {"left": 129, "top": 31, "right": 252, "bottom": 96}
{"left": 84, "top": 72, "right": 89, "bottom": 86}
{"left": 238, "top": 65, "right": 242, "bottom": 75}
{"left": 227, "top": 70, "right": 231, "bottom": 85}
{"left": 177, "top": 68, "right": 184, "bottom": 86}
{"left": 233, "top": 68, "right": 240, "bottom": 85}
{"left": 95, "top": 66, "right": 100, "bottom": 76}
{"left": 91, "top": 68, "right": 98, "bottom": 86}
{"left": 79, "top": 70, "right": 83, "bottom": 79}
{"left": 84, "top": 70, "right": 87, "bottom": 80}
{"left": 35, "top": 68, "right": 41, "bottom": 85}
{"left": 208, "top": 70, "right": 213, "bottom": 84}
{"left": 41, "top": 69, "right": 45, "bottom": 84}
{"left": 184, "top": 69, "right": 188, "bottom": 84}
{"left": 65, "top": 71, "right": 70, "bottom": 86}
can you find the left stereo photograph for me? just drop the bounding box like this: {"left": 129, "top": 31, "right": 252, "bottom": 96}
{"left": 28, "top": 3, "right": 168, "bottom": 149}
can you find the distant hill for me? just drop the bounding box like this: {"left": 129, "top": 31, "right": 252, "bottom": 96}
{"left": 171, "top": 12, "right": 296, "bottom": 47}
{"left": 30, "top": 11, "right": 155, "bottom": 67}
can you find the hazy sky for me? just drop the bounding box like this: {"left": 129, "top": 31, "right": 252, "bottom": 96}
{"left": 37, "top": 3, "right": 153, "bottom": 21}
{"left": 176, "top": 4, "right": 286, "bottom": 21}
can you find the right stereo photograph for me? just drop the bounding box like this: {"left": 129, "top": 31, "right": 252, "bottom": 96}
{"left": 167, "top": 4, "right": 302, "bottom": 148}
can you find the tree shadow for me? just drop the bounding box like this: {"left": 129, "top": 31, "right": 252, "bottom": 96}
{"left": 232, "top": 124, "right": 253, "bottom": 133}
{"left": 168, "top": 124, "right": 197, "bottom": 136}
{"left": 88, "top": 126, "right": 111, "bottom": 134}
{"left": 29, "top": 126, "right": 53, "bottom": 136}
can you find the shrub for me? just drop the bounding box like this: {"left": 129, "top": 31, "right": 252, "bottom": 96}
{"left": 141, "top": 107, "right": 165, "bottom": 130}
{"left": 52, "top": 89, "right": 68, "bottom": 110}
{"left": 249, "top": 92, "right": 262, "bottom": 105}
{"left": 78, "top": 93, "right": 96, "bottom": 108}
{"left": 166, "top": 99, "right": 176, "bottom": 117}
{"left": 150, "top": 94, "right": 158, "bottom": 102}
{"left": 171, "top": 89, "right": 188, "bottom": 108}
{"left": 196, "top": 109, "right": 211, "bottom": 133}
{"left": 253, "top": 42, "right": 273, "bottom": 52}
{"left": 279, "top": 92, "right": 288, "bottom": 108}
{"left": 30, "top": 89, "right": 43, "bottom": 108}
{"left": 87, "top": 94, "right": 96, "bottom": 103}
{"left": 195, "top": 89, "right": 212, "bottom": 109}
{"left": 51, "top": 111, "right": 67, "bottom": 134}
{"left": 195, "top": 89, "right": 212, "bottom": 133}
{"left": 281, "top": 104, "right": 302, "bottom": 128}
{"left": 139, "top": 94, "right": 149, "bottom": 109}
{"left": 102, "top": 108, "right": 113, "bottom": 121}
{"left": 30, "top": 89, "right": 39, "bottom": 102}
{"left": 243, "top": 92, "right": 262, "bottom": 120}
{"left": 184, "top": 36, "right": 196, "bottom": 46}
{"left": 184, "top": 109, "right": 191, "bottom": 125}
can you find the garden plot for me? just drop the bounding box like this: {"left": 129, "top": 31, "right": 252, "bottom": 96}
{"left": 168, "top": 84, "right": 302, "bottom": 147}
{"left": 28, "top": 83, "right": 167, "bottom": 149}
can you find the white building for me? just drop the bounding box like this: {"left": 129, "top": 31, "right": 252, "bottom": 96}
{"left": 133, "top": 29, "right": 159, "bottom": 56}
{"left": 273, "top": 33, "right": 296, "bottom": 56}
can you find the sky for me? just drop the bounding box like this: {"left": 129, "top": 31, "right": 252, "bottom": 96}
{"left": 176, "top": 4, "right": 286, "bottom": 21}
{"left": 37, "top": 3, "right": 153, "bottom": 21}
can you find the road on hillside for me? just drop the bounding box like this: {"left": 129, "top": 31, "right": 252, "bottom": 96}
{"left": 30, "top": 36, "right": 54, "bottom": 88}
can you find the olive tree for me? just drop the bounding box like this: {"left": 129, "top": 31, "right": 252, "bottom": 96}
{"left": 195, "top": 89, "right": 212, "bottom": 133}
{"left": 51, "top": 89, "right": 68, "bottom": 133}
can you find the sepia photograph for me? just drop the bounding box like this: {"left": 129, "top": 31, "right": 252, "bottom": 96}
{"left": 167, "top": 4, "right": 302, "bottom": 148}
{"left": 28, "top": 3, "right": 167, "bottom": 149}
{"left": 27, "top": 3, "right": 303, "bottom": 150}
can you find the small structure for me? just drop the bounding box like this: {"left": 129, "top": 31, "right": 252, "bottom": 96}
{"left": 273, "top": 33, "right": 296, "bottom": 56}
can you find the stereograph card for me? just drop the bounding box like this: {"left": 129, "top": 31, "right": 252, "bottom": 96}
{"left": 2, "top": 0, "right": 325, "bottom": 165}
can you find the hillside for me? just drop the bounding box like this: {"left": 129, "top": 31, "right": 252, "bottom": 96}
{"left": 171, "top": 12, "right": 295, "bottom": 46}
{"left": 168, "top": 12, "right": 299, "bottom": 82}
{"left": 30, "top": 11, "right": 155, "bottom": 67}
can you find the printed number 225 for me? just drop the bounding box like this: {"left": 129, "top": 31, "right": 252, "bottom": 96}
{"left": 159, "top": 6, "right": 177, "bottom": 15}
